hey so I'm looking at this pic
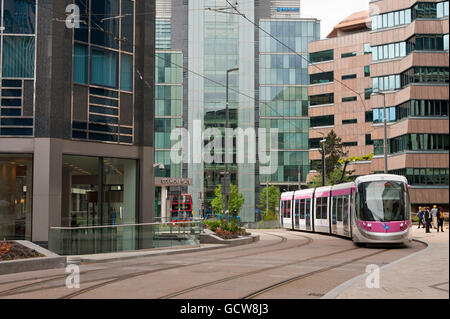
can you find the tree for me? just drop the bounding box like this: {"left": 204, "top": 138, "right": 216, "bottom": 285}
{"left": 308, "top": 167, "right": 356, "bottom": 188}
{"left": 320, "top": 130, "right": 348, "bottom": 178}
{"left": 257, "top": 185, "right": 281, "bottom": 221}
{"left": 211, "top": 183, "right": 245, "bottom": 218}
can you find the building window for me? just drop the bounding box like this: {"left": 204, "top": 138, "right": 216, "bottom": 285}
{"left": 310, "top": 71, "right": 334, "bottom": 84}
{"left": 364, "top": 66, "right": 370, "bottom": 77}
{"left": 310, "top": 115, "right": 334, "bottom": 127}
{"left": 61, "top": 155, "right": 138, "bottom": 227}
{"left": 342, "top": 74, "right": 357, "bottom": 80}
{"left": 390, "top": 168, "right": 449, "bottom": 186}
{"left": 74, "top": 44, "right": 88, "bottom": 84}
{"left": 365, "top": 110, "right": 373, "bottom": 122}
{"left": 91, "top": 48, "right": 118, "bottom": 88}
{"left": 365, "top": 134, "right": 373, "bottom": 145}
{"left": 342, "top": 119, "right": 357, "bottom": 125}
{"left": 0, "top": 154, "right": 33, "bottom": 240}
{"left": 309, "top": 49, "right": 334, "bottom": 63}
{"left": 341, "top": 52, "right": 356, "bottom": 58}
{"left": 437, "top": 1, "right": 449, "bottom": 18}
{"left": 2, "top": 36, "right": 35, "bottom": 78}
{"left": 343, "top": 141, "right": 357, "bottom": 147}
{"left": 309, "top": 93, "right": 334, "bottom": 106}
{"left": 120, "top": 54, "right": 133, "bottom": 92}
{"left": 364, "top": 43, "right": 371, "bottom": 54}
{"left": 342, "top": 96, "right": 357, "bottom": 102}
{"left": 2, "top": 0, "right": 36, "bottom": 34}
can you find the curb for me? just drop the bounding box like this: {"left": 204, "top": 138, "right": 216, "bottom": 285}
{"left": 0, "top": 241, "right": 67, "bottom": 275}
{"left": 200, "top": 233, "right": 260, "bottom": 246}
{"left": 321, "top": 237, "right": 430, "bottom": 299}
{"left": 67, "top": 234, "right": 260, "bottom": 264}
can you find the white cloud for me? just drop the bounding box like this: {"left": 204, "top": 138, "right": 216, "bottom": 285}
{"left": 301, "top": 0, "right": 370, "bottom": 39}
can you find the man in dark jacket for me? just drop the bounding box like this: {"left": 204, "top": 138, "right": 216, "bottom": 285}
{"left": 418, "top": 207, "right": 424, "bottom": 229}
{"left": 437, "top": 207, "right": 445, "bottom": 232}
{"left": 424, "top": 208, "right": 431, "bottom": 233}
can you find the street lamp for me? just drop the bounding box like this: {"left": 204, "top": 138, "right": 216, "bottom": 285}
{"left": 372, "top": 91, "right": 392, "bottom": 174}
{"left": 320, "top": 139, "right": 326, "bottom": 186}
{"left": 225, "top": 67, "right": 239, "bottom": 215}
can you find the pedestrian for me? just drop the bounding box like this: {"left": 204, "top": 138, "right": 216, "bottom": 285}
{"left": 417, "top": 207, "right": 425, "bottom": 229}
{"left": 431, "top": 205, "right": 439, "bottom": 229}
{"left": 437, "top": 207, "right": 445, "bottom": 232}
{"left": 424, "top": 207, "right": 431, "bottom": 233}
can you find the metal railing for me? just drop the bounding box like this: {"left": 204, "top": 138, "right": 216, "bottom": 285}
{"left": 49, "top": 221, "right": 203, "bottom": 256}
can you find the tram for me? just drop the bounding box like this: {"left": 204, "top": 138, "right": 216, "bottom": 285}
{"left": 280, "top": 174, "right": 412, "bottom": 244}
{"left": 170, "top": 194, "right": 194, "bottom": 223}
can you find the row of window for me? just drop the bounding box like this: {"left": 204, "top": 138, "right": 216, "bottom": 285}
{"left": 371, "top": 1, "right": 449, "bottom": 31}
{"left": 372, "top": 66, "right": 450, "bottom": 92}
{"left": 374, "top": 134, "right": 450, "bottom": 155}
{"left": 390, "top": 168, "right": 449, "bottom": 186}
{"left": 372, "top": 34, "right": 449, "bottom": 62}
{"left": 309, "top": 49, "right": 334, "bottom": 63}
{"left": 309, "top": 93, "right": 334, "bottom": 106}
{"left": 372, "top": 100, "right": 449, "bottom": 123}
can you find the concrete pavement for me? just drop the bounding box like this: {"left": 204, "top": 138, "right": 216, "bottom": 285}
{"left": 323, "top": 226, "right": 449, "bottom": 299}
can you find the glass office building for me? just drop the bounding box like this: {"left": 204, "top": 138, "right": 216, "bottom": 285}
{"left": 259, "top": 19, "right": 319, "bottom": 188}
{"left": 0, "top": 0, "right": 156, "bottom": 245}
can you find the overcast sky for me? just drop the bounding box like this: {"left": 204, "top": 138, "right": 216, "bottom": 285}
{"left": 301, "top": 0, "right": 370, "bottom": 39}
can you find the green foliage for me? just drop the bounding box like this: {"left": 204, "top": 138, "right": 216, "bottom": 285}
{"left": 319, "top": 130, "right": 348, "bottom": 178}
{"left": 308, "top": 167, "right": 356, "bottom": 188}
{"left": 203, "top": 219, "right": 246, "bottom": 237}
{"left": 338, "top": 153, "right": 374, "bottom": 165}
{"left": 257, "top": 185, "right": 281, "bottom": 221}
{"left": 211, "top": 183, "right": 245, "bottom": 217}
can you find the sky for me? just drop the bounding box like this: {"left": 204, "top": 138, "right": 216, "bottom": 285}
{"left": 301, "top": 0, "right": 371, "bottom": 39}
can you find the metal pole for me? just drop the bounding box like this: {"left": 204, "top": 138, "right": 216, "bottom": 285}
{"left": 225, "top": 68, "right": 238, "bottom": 216}
{"left": 321, "top": 141, "right": 326, "bottom": 187}
{"left": 266, "top": 179, "right": 269, "bottom": 217}
{"left": 383, "top": 93, "right": 388, "bottom": 174}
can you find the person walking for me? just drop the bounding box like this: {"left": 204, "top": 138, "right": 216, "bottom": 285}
{"left": 424, "top": 207, "right": 431, "bottom": 233}
{"left": 417, "top": 207, "right": 425, "bottom": 229}
{"left": 437, "top": 207, "right": 445, "bottom": 232}
{"left": 431, "top": 205, "right": 439, "bottom": 230}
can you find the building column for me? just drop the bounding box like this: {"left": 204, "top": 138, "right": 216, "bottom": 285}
{"left": 161, "top": 186, "right": 167, "bottom": 220}
{"left": 32, "top": 138, "right": 63, "bottom": 243}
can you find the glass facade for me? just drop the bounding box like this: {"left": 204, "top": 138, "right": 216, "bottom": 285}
{"left": 72, "top": 0, "right": 135, "bottom": 144}
{"left": 61, "top": 155, "right": 138, "bottom": 227}
{"left": 390, "top": 168, "right": 449, "bottom": 186}
{"left": 259, "top": 19, "right": 319, "bottom": 185}
{"left": 155, "top": 51, "right": 183, "bottom": 179}
{"left": 156, "top": 19, "right": 171, "bottom": 50}
{"left": 0, "top": 0, "right": 36, "bottom": 137}
{"left": 0, "top": 154, "right": 33, "bottom": 240}
{"left": 373, "top": 100, "right": 449, "bottom": 123}
{"left": 374, "top": 134, "right": 449, "bottom": 155}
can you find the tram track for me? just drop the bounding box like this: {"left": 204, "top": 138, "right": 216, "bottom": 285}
{"left": 0, "top": 231, "right": 312, "bottom": 298}
{"left": 242, "top": 248, "right": 390, "bottom": 299}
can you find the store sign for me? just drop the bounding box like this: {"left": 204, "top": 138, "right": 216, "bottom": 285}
{"left": 155, "top": 177, "right": 192, "bottom": 186}
{"left": 276, "top": 7, "right": 300, "bottom": 12}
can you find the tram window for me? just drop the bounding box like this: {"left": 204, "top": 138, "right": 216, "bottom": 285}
{"left": 337, "top": 196, "right": 343, "bottom": 222}
{"left": 299, "top": 199, "right": 305, "bottom": 219}
{"left": 322, "top": 198, "right": 328, "bottom": 219}
{"left": 295, "top": 200, "right": 301, "bottom": 217}
{"left": 343, "top": 196, "right": 349, "bottom": 222}
{"left": 332, "top": 197, "right": 338, "bottom": 223}
{"left": 305, "top": 199, "right": 311, "bottom": 217}
{"left": 316, "top": 198, "right": 322, "bottom": 219}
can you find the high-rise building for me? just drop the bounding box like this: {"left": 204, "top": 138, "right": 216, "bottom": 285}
{"left": 308, "top": 1, "right": 449, "bottom": 212}
{"left": 0, "top": 0, "right": 156, "bottom": 245}
{"left": 162, "top": 0, "right": 318, "bottom": 222}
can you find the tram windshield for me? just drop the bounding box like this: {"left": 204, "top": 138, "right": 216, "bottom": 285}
{"left": 357, "top": 180, "right": 409, "bottom": 222}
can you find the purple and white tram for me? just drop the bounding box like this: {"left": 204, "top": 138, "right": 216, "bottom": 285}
{"left": 280, "top": 174, "right": 412, "bottom": 244}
